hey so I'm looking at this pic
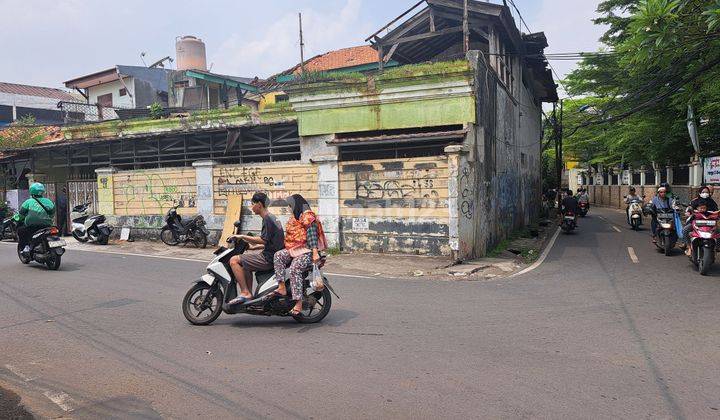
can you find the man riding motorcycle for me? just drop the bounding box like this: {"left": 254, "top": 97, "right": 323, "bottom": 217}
{"left": 624, "top": 186, "right": 642, "bottom": 225}
{"left": 650, "top": 186, "right": 674, "bottom": 243}
{"left": 17, "top": 183, "right": 56, "bottom": 257}
{"left": 560, "top": 189, "right": 579, "bottom": 224}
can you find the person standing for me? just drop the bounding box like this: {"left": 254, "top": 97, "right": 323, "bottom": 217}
{"left": 56, "top": 187, "right": 69, "bottom": 236}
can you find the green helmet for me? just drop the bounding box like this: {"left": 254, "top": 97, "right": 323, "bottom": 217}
{"left": 29, "top": 182, "right": 46, "bottom": 197}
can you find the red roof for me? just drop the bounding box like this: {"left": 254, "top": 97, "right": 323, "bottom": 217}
{"left": 0, "top": 82, "right": 78, "bottom": 101}
{"left": 291, "top": 45, "right": 379, "bottom": 74}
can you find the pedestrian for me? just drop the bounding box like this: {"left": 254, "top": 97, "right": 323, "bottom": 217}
{"left": 56, "top": 187, "right": 68, "bottom": 236}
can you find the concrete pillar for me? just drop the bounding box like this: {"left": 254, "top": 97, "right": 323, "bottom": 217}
{"left": 666, "top": 166, "right": 673, "bottom": 185}
{"left": 95, "top": 167, "right": 116, "bottom": 215}
{"left": 192, "top": 160, "right": 216, "bottom": 218}
{"left": 640, "top": 166, "right": 646, "bottom": 186}
{"left": 654, "top": 169, "right": 662, "bottom": 185}
{"left": 445, "top": 144, "right": 465, "bottom": 260}
{"left": 315, "top": 156, "right": 340, "bottom": 248}
{"left": 691, "top": 158, "right": 703, "bottom": 187}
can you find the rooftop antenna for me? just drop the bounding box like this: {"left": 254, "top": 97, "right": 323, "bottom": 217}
{"left": 299, "top": 12, "right": 306, "bottom": 75}
{"left": 140, "top": 52, "right": 148, "bottom": 67}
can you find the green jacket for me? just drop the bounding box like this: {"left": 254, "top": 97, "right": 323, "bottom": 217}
{"left": 19, "top": 197, "right": 55, "bottom": 227}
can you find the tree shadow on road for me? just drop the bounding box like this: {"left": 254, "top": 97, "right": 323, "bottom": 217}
{"left": 0, "top": 386, "right": 34, "bottom": 420}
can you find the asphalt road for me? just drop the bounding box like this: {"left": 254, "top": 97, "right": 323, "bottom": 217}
{"left": 1, "top": 207, "right": 719, "bottom": 419}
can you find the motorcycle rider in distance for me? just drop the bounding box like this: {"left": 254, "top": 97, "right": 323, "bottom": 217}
{"left": 624, "top": 186, "right": 642, "bottom": 224}
{"left": 650, "top": 186, "right": 674, "bottom": 244}
{"left": 226, "top": 192, "right": 285, "bottom": 306}
{"left": 17, "top": 183, "right": 56, "bottom": 257}
{"left": 681, "top": 185, "right": 718, "bottom": 252}
{"left": 576, "top": 188, "right": 590, "bottom": 207}
{"left": 560, "top": 189, "right": 579, "bottom": 225}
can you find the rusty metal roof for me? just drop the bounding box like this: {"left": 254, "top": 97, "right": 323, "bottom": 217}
{"left": 0, "top": 82, "right": 78, "bottom": 101}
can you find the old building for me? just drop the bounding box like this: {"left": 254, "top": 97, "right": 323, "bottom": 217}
{"left": 0, "top": 0, "right": 556, "bottom": 259}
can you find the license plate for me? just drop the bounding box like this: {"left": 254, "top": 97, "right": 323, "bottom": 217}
{"left": 48, "top": 239, "right": 66, "bottom": 248}
{"left": 564, "top": 216, "right": 575, "bottom": 220}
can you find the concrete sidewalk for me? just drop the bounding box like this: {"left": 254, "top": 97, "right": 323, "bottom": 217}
{"left": 57, "top": 233, "right": 550, "bottom": 280}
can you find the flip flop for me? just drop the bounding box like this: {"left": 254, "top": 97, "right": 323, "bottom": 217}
{"left": 263, "top": 290, "right": 287, "bottom": 301}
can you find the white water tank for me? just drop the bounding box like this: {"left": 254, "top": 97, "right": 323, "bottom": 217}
{"left": 176, "top": 36, "right": 207, "bottom": 71}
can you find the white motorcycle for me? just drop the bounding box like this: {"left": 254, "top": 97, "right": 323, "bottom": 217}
{"left": 71, "top": 202, "right": 113, "bottom": 245}
{"left": 627, "top": 197, "right": 644, "bottom": 231}
{"left": 182, "top": 222, "right": 336, "bottom": 326}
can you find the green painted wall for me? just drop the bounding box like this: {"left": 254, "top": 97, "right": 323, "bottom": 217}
{"left": 298, "top": 96, "right": 476, "bottom": 136}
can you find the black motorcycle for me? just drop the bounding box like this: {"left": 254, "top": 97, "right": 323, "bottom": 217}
{"left": 18, "top": 226, "right": 66, "bottom": 270}
{"left": 1, "top": 212, "right": 19, "bottom": 242}
{"left": 160, "top": 206, "right": 209, "bottom": 248}
{"left": 644, "top": 203, "right": 679, "bottom": 256}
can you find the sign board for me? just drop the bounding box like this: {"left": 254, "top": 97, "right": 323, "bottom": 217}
{"left": 704, "top": 156, "right": 720, "bottom": 184}
{"left": 221, "top": 194, "right": 244, "bottom": 242}
{"left": 577, "top": 175, "right": 584, "bottom": 186}
{"left": 352, "top": 217, "right": 369, "bottom": 232}
{"left": 120, "top": 228, "right": 131, "bottom": 241}
{"left": 595, "top": 175, "right": 603, "bottom": 185}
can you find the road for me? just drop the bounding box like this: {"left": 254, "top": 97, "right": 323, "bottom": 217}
{"left": 0, "top": 207, "right": 719, "bottom": 419}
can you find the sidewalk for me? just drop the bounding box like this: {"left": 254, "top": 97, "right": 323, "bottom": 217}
{"left": 61, "top": 223, "right": 556, "bottom": 280}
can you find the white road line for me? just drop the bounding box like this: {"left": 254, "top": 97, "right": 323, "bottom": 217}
{"left": 0, "top": 241, "right": 392, "bottom": 280}
{"left": 613, "top": 226, "right": 622, "bottom": 233}
{"left": 4, "top": 364, "right": 35, "bottom": 382}
{"left": 628, "top": 247, "right": 639, "bottom": 264}
{"left": 511, "top": 227, "right": 561, "bottom": 278}
{"left": 42, "top": 391, "right": 74, "bottom": 412}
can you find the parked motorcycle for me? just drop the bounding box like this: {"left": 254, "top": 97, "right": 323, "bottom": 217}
{"left": 687, "top": 210, "right": 720, "bottom": 275}
{"left": 71, "top": 202, "right": 112, "bottom": 245}
{"left": 1, "top": 208, "right": 19, "bottom": 242}
{"left": 17, "top": 226, "right": 66, "bottom": 270}
{"left": 561, "top": 212, "right": 577, "bottom": 233}
{"left": 627, "top": 197, "right": 644, "bottom": 231}
{"left": 160, "top": 206, "right": 209, "bottom": 248}
{"left": 645, "top": 204, "right": 679, "bottom": 256}
{"left": 181, "top": 221, "right": 335, "bottom": 326}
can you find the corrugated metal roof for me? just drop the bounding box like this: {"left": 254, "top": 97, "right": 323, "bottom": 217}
{"left": 0, "top": 82, "right": 78, "bottom": 101}
{"left": 330, "top": 129, "right": 467, "bottom": 145}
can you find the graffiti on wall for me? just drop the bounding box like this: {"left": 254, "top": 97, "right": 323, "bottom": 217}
{"left": 459, "top": 166, "right": 475, "bottom": 219}
{"left": 114, "top": 170, "right": 197, "bottom": 215}
{"left": 215, "top": 166, "right": 288, "bottom": 201}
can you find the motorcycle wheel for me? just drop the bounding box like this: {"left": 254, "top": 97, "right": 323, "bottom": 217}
{"left": 183, "top": 283, "right": 223, "bottom": 326}
{"left": 700, "top": 247, "right": 713, "bottom": 276}
{"left": 293, "top": 287, "right": 332, "bottom": 324}
{"left": 97, "top": 234, "right": 109, "bottom": 245}
{"left": 17, "top": 244, "right": 31, "bottom": 264}
{"left": 72, "top": 231, "right": 89, "bottom": 243}
{"left": 631, "top": 219, "right": 639, "bottom": 231}
{"left": 160, "top": 227, "right": 179, "bottom": 246}
{"left": 691, "top": 246, "right": 699, "bottom": 268}
{"left": 193, "top": 231, "right": 207, "bottom": 249}
{"left": 664, "top": 238, "right": 673, "bottom": 256}
{"left": 45, "top": 251, "right": 61, "bottom": 271}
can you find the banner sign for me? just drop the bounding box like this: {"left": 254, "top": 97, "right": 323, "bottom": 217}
{"left": 704, "top": 156, "right": 720, "bottom": 184}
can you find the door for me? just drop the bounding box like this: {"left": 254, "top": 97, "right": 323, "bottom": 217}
{"left": 68, "top": 180, "right": 98, "bottom": 217}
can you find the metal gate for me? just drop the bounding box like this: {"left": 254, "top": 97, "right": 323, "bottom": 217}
{"left": 68, "top": 181, "right": 98, "bottom": 214}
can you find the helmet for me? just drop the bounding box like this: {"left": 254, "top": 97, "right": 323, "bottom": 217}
{"left": 29, "top": 182, "right": 46, "bottom": 197}
{"left": 660, "top": 182, "right": 671, "bottom": 190}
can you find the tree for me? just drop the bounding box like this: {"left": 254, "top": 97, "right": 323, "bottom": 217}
{"left": 563, "top": 0, "right": 720, "bottom": 166}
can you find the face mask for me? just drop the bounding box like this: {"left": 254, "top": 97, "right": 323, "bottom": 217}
{"left": 701, "top": 193, "right": 710, "bottom": 199}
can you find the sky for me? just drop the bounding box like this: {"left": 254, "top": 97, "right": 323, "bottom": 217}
{"left": 0, "top": 0, "right": 606, "bottom": 96}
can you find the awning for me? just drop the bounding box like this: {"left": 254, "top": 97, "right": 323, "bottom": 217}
{"left": 329, "top": 129, "right": 467, "bottom": 146}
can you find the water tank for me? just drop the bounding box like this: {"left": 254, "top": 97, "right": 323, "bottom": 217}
{"left": 176, "top": 36, "right": 207, "bottom": 71}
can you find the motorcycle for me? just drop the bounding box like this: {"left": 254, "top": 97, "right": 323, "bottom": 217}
{"left": 160, "top": 206, "right": 209, "bottom": 248}
{"left": 1, "top": 210, "right": 19, "bottom": 242}
{"left": 687, "top": 210, "right": 720, "bottom": 276}
{"left": 645, "top": 204, "right": 679, "bottom": 256}
{"left": 626, "top": 197, "right": 644, "bottom": 231}
{"left": 17, "top": 226, "right": 66, "bottom": 270}
{"left": 71, "top": 202, "right": 113, "bottom": 245}
{"left": 578, "top": 201, "right": 589, "bottom": 217}
{"left": 182, "top": 221, "right": 335, "bottom": 326}
{"left": 561, "top": 211, "right": 577, "bottom": 233}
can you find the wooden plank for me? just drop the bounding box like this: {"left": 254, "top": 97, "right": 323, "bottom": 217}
{"left": 380, "top": 26, "right": 464, "bottom": 46}
{"left": 221, "top": 194, "right": 244, "bottom": 242}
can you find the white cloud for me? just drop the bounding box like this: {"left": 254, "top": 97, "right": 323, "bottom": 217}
{"left": 209, "top": 0, "right": 374, "bottom": 78}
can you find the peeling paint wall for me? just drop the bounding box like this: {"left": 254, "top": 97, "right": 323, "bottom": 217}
{"left": 113, "top": 167, "right": 197, "bottom": 216}
{"left": 338, "top": 156, "right": 451, "bottom": 256}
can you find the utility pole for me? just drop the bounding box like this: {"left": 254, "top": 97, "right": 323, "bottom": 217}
{"left": 299, "top": 12, "right": 306, "bottom": 75}
{"left": 463, "top": 0, "right": 470, "bottom": 53}
{"left": 553, "top": 102, "right": 561, "bottom": 209}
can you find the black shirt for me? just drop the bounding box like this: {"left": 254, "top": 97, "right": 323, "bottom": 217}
{"left": 260, "top": 213, "right": 285, "bottom": 264}
{"left": 690, "top": 197, "right": 719, "bottom": 212}
{"left": 561, "top": 196, "right": 579, "bottom": 214}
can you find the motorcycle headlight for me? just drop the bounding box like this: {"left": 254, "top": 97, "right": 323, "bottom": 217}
{"left": 660, "top": 223, "right": 672, "bottom": 229}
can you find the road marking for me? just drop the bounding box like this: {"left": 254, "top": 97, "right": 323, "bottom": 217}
{"left": 4, "top": 364, "right": 35, "bottom": 382}
{"left": 0, "top": 241, "right": 394, "bottom": 280}
{"left": 613, "top": 226, "right": 622, "bottom": 233}
{"left": 628, "top": 247, "right": 639, "bottom": 263}
{"left": 511, "top": 227, "right": 561, "bottom": 278}
{"left": 42, "top": 391, "right": 74, "bottom": 412}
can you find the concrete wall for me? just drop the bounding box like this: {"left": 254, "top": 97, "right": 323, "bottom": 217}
{"left": 586, "top": 185, "right": 699, "bottom": 209}
{"left": 88, "top": 78, "right": 135, "bottom": 108}
{"left": 113, "top": 167, "right": 197, "bottom": 216}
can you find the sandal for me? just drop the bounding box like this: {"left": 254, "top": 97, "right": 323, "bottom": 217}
{"left": 264, "top": 289, "right": 287, "bottom": 301}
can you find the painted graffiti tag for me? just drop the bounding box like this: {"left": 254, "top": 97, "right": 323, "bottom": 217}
{"left": 351, "top": 169, "right": 443, "bottom": 208}
{"left": 460, "top": 167, "right": 475, "bottom": 220}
